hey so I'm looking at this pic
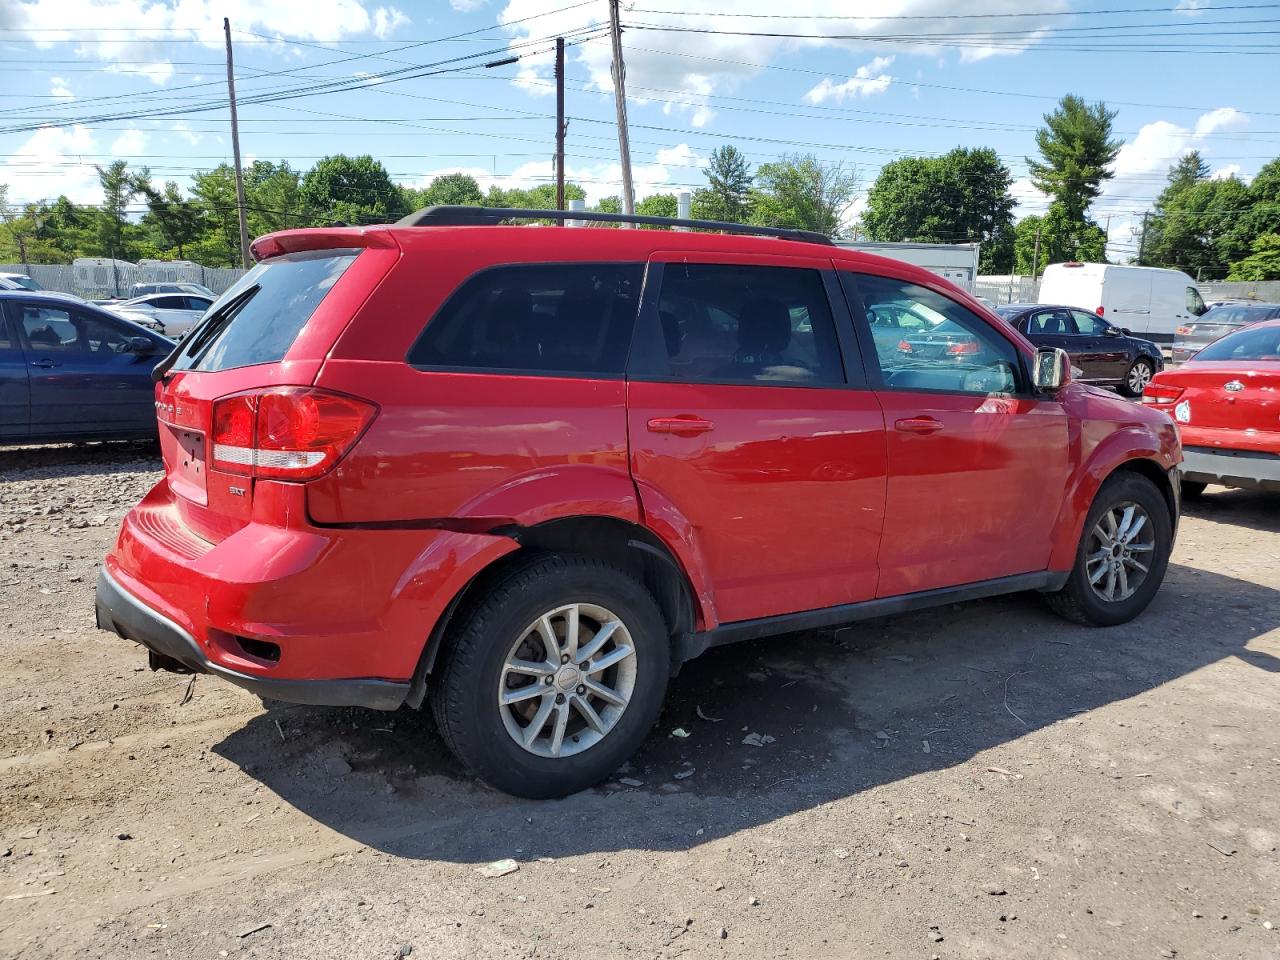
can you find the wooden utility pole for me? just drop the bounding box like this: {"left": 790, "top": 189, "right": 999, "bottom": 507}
{"left": 1031, "top": 224, "right": 1042, "bottom": 282}
{"left": 607, "top": 0, "right": 635, "bottom": 219}
{"left": 223, "top": 17, "right": 251, "bottom": 268}
{"left": 555, "top": 37, "right": 566, "bottom": 214}
{"left": 1136, "top": 210, "right": 1150, "bottom": 266}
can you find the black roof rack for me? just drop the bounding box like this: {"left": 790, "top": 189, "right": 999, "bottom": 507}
{"left": 394, "top": 205, "right": 833, "bottom": 246}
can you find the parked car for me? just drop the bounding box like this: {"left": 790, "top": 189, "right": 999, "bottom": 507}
{"left": 0, "top": 290, "right": 173, "bottom": 444}
{"left": 1038, "top": 262, "right": 1206, "bottom": 343}
{"left": 1145, "top": 317, "right": 1280, "bottom": 495}
{"left": 0, "top": 272, "right": 42, "bottom": 291}
{"left": 95, "top": 209, "right": 1182, "bottom": 799}
{"left": 1171, "top": 302, "right": 1280, "bottom": 364}
{"left": 995, "top": 302, "right": 1164, "bottom": 397}
{"left": 107, "top": 292, "right": 214, "bottom": 338}
{"left": 129, "top": 281, "right": 217, "bottom": 299}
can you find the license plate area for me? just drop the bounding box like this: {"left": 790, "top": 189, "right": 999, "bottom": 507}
{"left": 165, "top": 424, "right": 208, "bottom": 505}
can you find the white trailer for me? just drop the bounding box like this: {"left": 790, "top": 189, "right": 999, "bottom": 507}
{"left": 834, "top": 240, "right": 981, "bottom": 291}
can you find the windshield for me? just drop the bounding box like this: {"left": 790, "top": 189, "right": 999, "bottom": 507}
{"left": 1195, "top": 304, "right": 1279, "bottom": 326}
{"left": 994, "top": 305, "right": 1022, "bottom": 320}
{"left": 169, "top": 248, "right": 360, "bottom": 373}
{"left": 1193, "top": 324, "right": 1280, "bottom": 362}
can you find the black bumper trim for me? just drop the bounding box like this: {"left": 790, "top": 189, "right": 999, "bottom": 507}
{"left": 94, "top": 568, "right": 409, "bottom": 711}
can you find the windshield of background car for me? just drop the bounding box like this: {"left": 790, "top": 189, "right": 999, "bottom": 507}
{"left": 994, "top": 306, "right": 1022, "bottom": 321}
{"left": 1193, "top": 324, "right": 1280, "bottom": 361}
{"left": 169, "top": 248, "right": 360, "bottom": 373}
{"left": 1196, "top": 304, "right": 1280, "bottom": 326}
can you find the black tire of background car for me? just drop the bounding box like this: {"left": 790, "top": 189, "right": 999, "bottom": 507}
{"left": 1044, "top": 471, "right": 1173, "bottom": 627}
{"left": 1117, "top": 359, "right": 1154, "bottom": 398}
{"left": 1180, "top": 480, "right": 1207, "bottom": 498}
{"left": 430, "top": 552, "right": 670, "bottom": 799}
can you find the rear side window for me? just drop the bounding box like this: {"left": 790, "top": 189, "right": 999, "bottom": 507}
{"left": 636, "top": 263, "right": 844, "bottom": 386}
{"left": 409, "top": 263, "right": 642, "bottom": 376}
{"left": 172, "top": 249, "right": 359, "bottom": 373}
{"left": 1194, "top": 325, "right": 1280, "bottom": 361}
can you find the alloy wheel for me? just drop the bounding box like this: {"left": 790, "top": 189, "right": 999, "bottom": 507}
{"left": 497, "top": 602, "right": 637, "bottom": 759}
{"left": 1085, "top": 500, "right": 1156, "bottom": 602}
{"left": 1127, "top": 361, "right": 1153, "bottom": 394}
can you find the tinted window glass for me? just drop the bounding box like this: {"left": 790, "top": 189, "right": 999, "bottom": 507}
{"left": 641, "top": 263, "right": 844, "bottom": 385}
{"left": 1071, "top": 310, "right": 1109, "bottom": 336}
{"left": 409, "top": 263, "right": 642, "bottom": 375}
{"left": 172, "top": 249, "right": 359, "bottom": 373}
{"left": 20, "top": 305, "right": 77, "bottom": 350}
{"left": 1028, "top": 309, "right": 1076, "bottom": 336}
{"left": 1198, "top": 304, "right": 1280, "bottom": 325}
{"left": 1186, "top": 286, "right": 1206, "bottom": 315}
{"left": 1193, "top": 324, "right": 1280, "bottom": 361}
{"left": 850, "top": 274, "right": 1021, "bottom": 395}
{"left": 154, "top": 296, "right": 186, "bottom": 309}
{"left": 21, "top": 306, "right": 130, "bottom": 360}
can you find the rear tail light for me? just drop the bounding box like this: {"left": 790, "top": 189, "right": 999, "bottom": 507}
{"left": 1095, "top": 305, "right": 1105, "bottom": 317}
{"left": 947, "top": 340, "right": 980, "bottom": 356}
{"left": 211, "top": 387, "right": 376, "bottom": 480}
{"left": 1175, "top": 326, "right": 1192, "bottom": 336}
{"left": 1142, "top": 382, "right": 1185, "bottom": 405}
{"left": 897, "top": 339, "right": 913, "bottom": 354}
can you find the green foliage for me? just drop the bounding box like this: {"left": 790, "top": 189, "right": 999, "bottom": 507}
{"left": 1227, "top": 233, "right": 1280, "bottom": 280}
{"left": 862, "top": 147, "right": 1016, "bottom": 272}
{"left": 299, "top": 154, "right": 408, "bottom": 225}
{"left": 1026, "top": 95, "right": 1122, "bottom": 223}
{"left": 1013, "top": 203, "right": 1107, "bottom": 274}
{"left": 94, "top": 159, "right": 150, "bottom": 260}
{"left": 139, "top": 179, "right": 203, "bottom": 260}
{"left": 413, "top": 172, "right": 486, "bottom": 208}
{"left": 695, "top": 146, "right": 752, "bottom": 223}
{"left": 636, "top": 193, "right": 678, "bottom": 224}
{"left": 595, "top": 195, "right": 621, "bottom": 214}
{"left": 1144, "top": 175, "right": 1252, "bottom": 279}
{"left": 244, "top": 160, "right": 304, "bottom": 235}
{"left": 749, "top": 154, "right": 857, "bottom": 237}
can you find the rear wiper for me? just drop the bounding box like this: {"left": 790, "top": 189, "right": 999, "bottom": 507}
{"left": 152, "top": 284, "right": 260, "bottom": 383}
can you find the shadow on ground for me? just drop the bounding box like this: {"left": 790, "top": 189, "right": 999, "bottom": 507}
{"left": 1182, "top": 486, "right": 1280, "bottom": 534}
{"left": 213, "top": 561, "right": 1280, "bottom": 864}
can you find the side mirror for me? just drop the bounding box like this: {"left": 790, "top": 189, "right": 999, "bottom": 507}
{"left": 127, "top": 337, "right": 156, "bottom": 355}
{"left": 1033, "top": 347, "right": 1071, "bottom": 392}
{"left": 1102, "top": 326, "right": 1121, "bottom": 337}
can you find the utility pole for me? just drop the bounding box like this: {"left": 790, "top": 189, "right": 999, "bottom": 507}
{"left": 607, "top": 0, "right": 635, "bottom": 220}
{"left": 1031, "top": 224, "right": 1042, "bottom": 282}
{"left": 223, "top": 17, "right": 251, "bottom": 268}
{"left": 555, "top": 37, "right": 566, "bottom": 215}
{"left": 1136, "top": 210, "right": 1150, "bottom": 266}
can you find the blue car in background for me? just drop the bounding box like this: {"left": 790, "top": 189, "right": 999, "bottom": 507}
{"left": 0, "top": 291, "right": 173, "bottom": 445}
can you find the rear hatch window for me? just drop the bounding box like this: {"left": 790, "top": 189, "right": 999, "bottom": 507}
{"left": 170, "top": 248, "right": 360, "bottom": 373}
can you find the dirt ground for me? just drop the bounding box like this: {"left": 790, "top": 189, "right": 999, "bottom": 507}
{"left": 0, "top": 443, "right": 1277, "bottom": 960}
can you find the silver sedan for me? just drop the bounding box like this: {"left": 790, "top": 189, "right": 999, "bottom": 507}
{"left": 106, "top": 293, "right": 214, "bottom": 338}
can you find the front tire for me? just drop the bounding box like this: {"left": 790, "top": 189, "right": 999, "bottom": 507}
{"left": 1119, "top": 358, "right": 1155, "bottom": 398}
{"left": 1044, "top": 471, "right": 1172, "bottom": 626}
{"left": 431, "top": 554, "right": 669, "bottom": 799}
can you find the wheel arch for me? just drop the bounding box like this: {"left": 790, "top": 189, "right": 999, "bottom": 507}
{"left": 405, "top": 514, "right": 702, "bottom": 708}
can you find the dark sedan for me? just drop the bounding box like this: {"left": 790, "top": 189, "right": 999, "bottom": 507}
{"left": 1171, "top": 302, "right": 1280, "bottom": 364}
{"left": 0, "top": 291, "right": 173, "bottom": 445}
{"left": 995, "top": 303, "right": 1164, "bottom": 397}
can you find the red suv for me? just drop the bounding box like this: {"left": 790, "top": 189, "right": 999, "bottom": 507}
{"left": 96, "top": 208, "right": 1182, "bottom": 798}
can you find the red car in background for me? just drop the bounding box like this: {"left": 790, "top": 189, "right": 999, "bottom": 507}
{"left": 1145, "top": 317, "right": 1280, "bottom": 496}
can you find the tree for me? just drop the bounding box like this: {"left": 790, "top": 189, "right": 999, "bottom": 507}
{"left": 1144, "top": 176, "right": 1253, "bottom": 279}
{"left": 693, "top": 145, "right": 752, "bottom": 222}
{"left": 636, "top": 192, "right": 678, "bottom": 222}
{"left": 1027, "top": 95, "right": 1122, "bottom": 224}
{"left": 299, "top": 154, "right": 408, "bottom": 225}
{"left": 749, "top": 154, "right": 857, "bottom": 236}
{"left": 190, "top": 165, "right": 241, "bottom": 265}
{"left": 1227, "top": 232, "right": 1280, "bottom": 280}
{"left": 1227, "top": 157, "right": 1280, "bottom": 255}
{"left": 94, "top": 160, "right": 148, "bottom": 260}
{"left": 1013, "top": 203, "right": 1107, "bottom": 275}
{"left": 139, "top": 180, "right": 203, "bottom": 259}
{"left": 244, "top": 160, "right": 304, "bottom": 236}
{"left": 862, "top": 147, "right": 1016, "bottom": 272}
{"left": 414, "top": 172, "right": 485, "bottom": 208}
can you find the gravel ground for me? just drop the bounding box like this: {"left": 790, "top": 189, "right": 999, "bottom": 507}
{"left": 1, "top": 442, "right": 1278, "bottom": 960}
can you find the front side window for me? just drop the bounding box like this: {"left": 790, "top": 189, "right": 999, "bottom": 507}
{"left": 638, "top": 263, "right": 844, "bottom": 386}
{"left": 847, "top": 274, "right": 1021, "bottom": 396}
{"left": 1186, "top": 287, "right": 1207, "bottom": 316}
{"left": 1027, "top": 309, "right": 1076, "bottom": 336}
{"left": 21, "top": 306, "right": 130, "bottom": 359}
{"left": 409, "top": 263, "right": 642, "bottom": 376}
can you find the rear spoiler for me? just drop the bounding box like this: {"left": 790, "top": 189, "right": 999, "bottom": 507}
{"left": 250, "top": 227, "right": 400, "bottom": 262}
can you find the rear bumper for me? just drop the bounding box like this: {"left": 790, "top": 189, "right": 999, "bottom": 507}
{"left": 1180, "top": 445, "right": 1280, "bottom": 491}
{"left": 96, "top": 567, "right": 410, "bottom": 710}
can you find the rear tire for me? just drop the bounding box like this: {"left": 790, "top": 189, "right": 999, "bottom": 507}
{"left": 1180, "top": 479, "right": 1207, "bottom": 498}
{"left": 1118, "top": 358, "right": 1154, "bottom": 398}
{"left": 1044, "top": 471, "right": 1172, "bottom": 627}
{"left": 430, "top": 553, "right": 669, "bottom": 799}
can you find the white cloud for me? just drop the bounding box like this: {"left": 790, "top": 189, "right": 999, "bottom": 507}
{"left": 449, "top": 0, "right": 489, "bottom": 10}
{"left": 49, "top": 77, "right": 74, "bottom": 101}
{"left": 804, "top": 56, "right": 895, "bottom": 105}
{"left": 109, "top": 129, "right": 148, "bottom": 156}
{"left": 497, "top": 1, "right": 1069, "bottom": 124}
{"left": 1210, "top": 164, "right": 1243, "bottom": 182}
{"left": 5, "top": 0, "right": 411, "bottom": 85}
{"left": 1173, "top": 0, "right": 1209, "bottom": 14}
{"left": 0, "top": 125, "right": 101, "bottom": 205}
{"left": 170, "top": 121, "right": 201, "bottom": 145}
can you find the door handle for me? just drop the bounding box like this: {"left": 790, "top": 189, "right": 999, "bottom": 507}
{"left": 894, "top": 416, "right": 943, "bottom": 435}
{"left": 29, "top": 358, "right": 57, "bottom": 369}
{"left": 647, "top": 415, "right": 715, "bottom": 436}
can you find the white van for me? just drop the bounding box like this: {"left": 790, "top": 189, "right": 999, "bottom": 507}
{"left": 1038, "top": 263, "right": 1207, "bottom": 342}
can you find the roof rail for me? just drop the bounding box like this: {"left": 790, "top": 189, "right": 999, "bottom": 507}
{"left": 394, "top": 205, "right": 833, "bottom": 246}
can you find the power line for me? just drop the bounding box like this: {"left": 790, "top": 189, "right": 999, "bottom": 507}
{"left": 626, "top": 4, "right": 1280, "bottom": 19}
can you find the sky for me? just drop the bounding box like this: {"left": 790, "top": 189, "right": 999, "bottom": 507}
{"left": 0, "top": 0, "right": 1278, "bottom": 264}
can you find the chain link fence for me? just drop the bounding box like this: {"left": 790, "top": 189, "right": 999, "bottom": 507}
{"left": 0, "top": 262, "right": 248, "bottom": 300}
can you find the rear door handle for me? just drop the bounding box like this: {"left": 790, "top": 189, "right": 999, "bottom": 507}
{"left": 894, "top": 416, "right": 943, "bottom": 435}
{"left": 29, "top": 358, "right": 57, "bottom": 369}
{"left": 647, "top": 415, "right": 715, "bottom": 436}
